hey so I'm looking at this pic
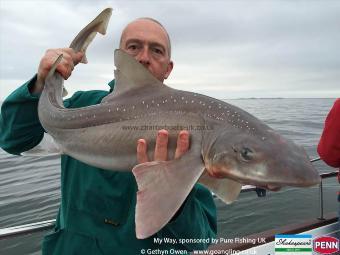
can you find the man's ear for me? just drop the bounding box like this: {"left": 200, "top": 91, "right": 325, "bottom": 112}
{"left": 164, "top": 61, "right": 174, "bottom": 79}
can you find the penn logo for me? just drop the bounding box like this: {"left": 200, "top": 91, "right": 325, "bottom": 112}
{"left": 313, "top": 236, "right": 339, "bottom": 254}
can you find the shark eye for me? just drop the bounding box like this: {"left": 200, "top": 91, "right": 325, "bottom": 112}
{"left": 240, "top": 147, "right": 254, "bottom": 161}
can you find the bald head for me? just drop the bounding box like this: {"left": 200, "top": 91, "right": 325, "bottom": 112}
{"left": 118, "top": 17, "right": 174, "bottom": 82}
{"left": 119, "top": 18, "right": 171, "bottom": 58}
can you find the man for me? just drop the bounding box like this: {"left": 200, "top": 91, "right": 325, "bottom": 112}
{"left": 0, "top": 18, "right": 217, "bottom": 254}
{"left": 317, "top": 98, "right": 340, "bottom": 224}
{"left": 318, "top": 98, "right": 340, "bottom": 168}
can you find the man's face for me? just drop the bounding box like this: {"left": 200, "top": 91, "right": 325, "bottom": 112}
{"left": 120, "top": 19, "right": 173, "bottom": 82}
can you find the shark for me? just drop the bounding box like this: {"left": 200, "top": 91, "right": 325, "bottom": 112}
{"left": 37, "top": 8, "right": 321, "bottom": 239}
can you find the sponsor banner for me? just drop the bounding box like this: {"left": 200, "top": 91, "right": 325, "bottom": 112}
{"left": 275, "top": 234, "right": 312, "bottom": 255}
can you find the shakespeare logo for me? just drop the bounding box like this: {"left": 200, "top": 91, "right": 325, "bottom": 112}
{"left": 275, "top": 234, "right": 312, "bottom": 255}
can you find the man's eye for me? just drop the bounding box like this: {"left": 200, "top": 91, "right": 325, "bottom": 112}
{"left": 153, "top": 48, "right": 164, "bottom": 55}
{"left": 128, "top": 45, "right": 137, "bottom": 50}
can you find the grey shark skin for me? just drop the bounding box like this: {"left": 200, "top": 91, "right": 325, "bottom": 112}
{"left": 38, "top": 8, "right": 321, "bottom": 239}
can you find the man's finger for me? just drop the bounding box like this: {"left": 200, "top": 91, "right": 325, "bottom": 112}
{"left": 74, "top": 52, "right": 84, "bottom": 65}
{"left": 154, "top": 130, "right": 169, "bottom": 161}
{"left": 175, "top": 130, "right": 190, "bottom": 159}
{"left": 56, "top": 64, "right": 71, "bottom": 80}
{"left": 63, "top": 48, "right": 84, "bottom": 65}
{"left": 137, "top": 139, "right": 148, "bottom": 163}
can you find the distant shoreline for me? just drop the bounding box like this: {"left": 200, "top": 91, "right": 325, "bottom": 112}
{"left": 0, "top": 98, "right": 337, "bottom": 105}
{"left": 223, "top": 97, "right": 337, "bottom": 100}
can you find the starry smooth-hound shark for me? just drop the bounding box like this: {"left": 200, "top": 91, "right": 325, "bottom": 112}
{"left": 36, "top": 8, "right": 320, "bottom": 239}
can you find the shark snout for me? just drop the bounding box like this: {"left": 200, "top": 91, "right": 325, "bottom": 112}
{"left": 266, "top": 158, "right": 321, "bottom": 187}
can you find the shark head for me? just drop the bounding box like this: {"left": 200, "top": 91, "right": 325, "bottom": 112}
{"left": 203, "top": 126, "right": 321, "bottom": 190}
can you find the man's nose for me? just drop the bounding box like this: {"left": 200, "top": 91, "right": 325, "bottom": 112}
{"left": 137, "top": 47, "right": 150, "bottom": 66}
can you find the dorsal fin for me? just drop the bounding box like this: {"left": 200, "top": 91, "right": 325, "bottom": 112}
{"left": 102, "top": 49, "right": 163, "bottom": 102}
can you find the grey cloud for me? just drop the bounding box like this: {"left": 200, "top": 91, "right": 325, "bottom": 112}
{"left": 0, "top": 0, "right": 339, "bottom": 100}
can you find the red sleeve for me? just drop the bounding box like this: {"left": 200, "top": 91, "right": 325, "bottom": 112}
{"left": 317, "top": 98, "right": 340, "bottom": 168}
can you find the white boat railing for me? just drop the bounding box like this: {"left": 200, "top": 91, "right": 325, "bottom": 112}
{"left": 0, "top": 220, "right": 55, "bottom": 239}
{"left": 0, "top": 157, "right": 338, "bottom": 239}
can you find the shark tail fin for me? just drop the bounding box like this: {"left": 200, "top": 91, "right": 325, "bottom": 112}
{"left": 69, "top": 8, "right": 113, "bottom": 63}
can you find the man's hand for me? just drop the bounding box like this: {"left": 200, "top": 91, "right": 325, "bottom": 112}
{"left": 137, "top": 130, "right": 190, "bottom": 163}
{"left": 30, "top": 48, "right": 84, "bottom": 94}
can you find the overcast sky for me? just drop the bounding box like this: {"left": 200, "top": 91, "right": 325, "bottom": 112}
{"left": 0, "top": 0, "right": 339, "bottom": 100}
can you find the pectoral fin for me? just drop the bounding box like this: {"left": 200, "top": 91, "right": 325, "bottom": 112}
{"left": 199, "top": 171, "right": 242, "bottom": 204}
{"left": 132, "top": 154, "right": 205, "bottom": 239}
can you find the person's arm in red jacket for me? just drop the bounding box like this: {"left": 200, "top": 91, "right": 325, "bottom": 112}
{"left": 317, "top": 98, "right": 340, "bottom": 172}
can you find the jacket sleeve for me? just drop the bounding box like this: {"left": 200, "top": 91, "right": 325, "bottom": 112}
{"left": 0, "top": 76, "right": 45, "bottom": 155}
{"left": 317, "top": 98, "right": 340, "bottom": 168}
{"left": 158, "top": 183, "right": 217, "bottom": 251}
{"left": 0, "top": 76, "right": 75, "bottom": 155}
